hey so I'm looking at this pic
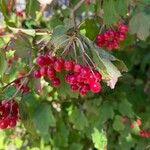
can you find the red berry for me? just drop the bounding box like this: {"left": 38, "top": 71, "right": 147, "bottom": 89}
{"left": 130, "top": 124, "right": 135, "bottom": 129}
{"left": 9, "top": 119, "right": 17, "bottom": 128}
{"left": 36, "top": 55, "right": 46, "bottom": 66}
{"left": 14, "top": 79, "right": 21, "bottom": 85}
{"left": 74, "top": 64, "right": 82, "bottom": 73}
{"left": 64, "top": 60, "right": 74, "bottom": 71}
{"left": 119, "top": 23, "right": 128, "bottom": 33}
{"left": 51, "top": 78, "right": 61, "bottom": 87}
{"left": 22, "top": 86, "right": 30, "bottom": 94}
{"left": 54, "top": 60, "right": 64, "bottom": 72}
{"left": 71, "top": 84, "right": 79, "bottom": 91}
{"left": 0, "top": 121, "right": 8, "bottom": 129}
{"left": 40, "top": 66, "right": 48, "bottom": 76}
{"left": 136, "top": 119, "right": 142, "bottom": 126}
{"left": 122, "top": 116, "right": 128, "bottom": 124}
{"left": 33, "top": 70, "right": 41, "bottom": 78}
{"left": 47, "top": 67, "right": 56, "bottom": 79}
{"left": 94, "top": 71, "right": 102, "bottom": 81}
{"left": 90, "top": 82, "right": 101, "bottom": 93}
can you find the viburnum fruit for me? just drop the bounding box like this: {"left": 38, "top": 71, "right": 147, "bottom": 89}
{"left": 139, "top": 129, "right": 150, "bottom": 138}
{"left": 13, "top": 78, "right": 30, "bottom": 94}
{"left": 33, "top": 54, "right": 103, "bottom": 96}
{"left": 96, "top": 23, "right": 128, "bottom": 50}
{"left": 0, "top": 100, "right": 19, "bottom": 129}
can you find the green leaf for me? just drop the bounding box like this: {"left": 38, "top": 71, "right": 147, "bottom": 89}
{"left": 129, "top": 12, "right": 150, "bottom": 40}
{"left": 98, "top": 101, "right": 114, "bottom": 125}
{"left": 13, "top": 32, "right": 33, "bottom": 58}
{"left": 79, "top": 19, "right": 99, "bottom": 40}
{"left": 48, "top": 16, "right": 64, "bottom": 30}
{"left": 92, "top": 128, "right": 107, "bottom": 150}
{"left": 0, "top": 50, "right": 7, "bottom": 76}
{"left": 115, "top": 0, "right": 128, "bottom": 16}
{"left": 51, "top": 25, "right": 69, "bottom": 50}
{"left": 8, "top": 26, "right": 36, "bottom": 36}
{"left": 26, "top": 0, "right": 40, "bottom": 18}
{"left": 19, "top": 100, "right": 38, "bottom": 138}
{"left": 33, "top": 103, "right": 56, "bottom": 138}
{"left": 69, "top": 143, "right": 83, "bottom": 150}
{"left": 103, "top": 0, "right": 118, "bottom": 25}
{"left": 118, "top": 99, "right": 134, "bottom": 117}
{"left": 69, "top": 106, "right": 88, "bottom": 130}
{"left": 53, "top": 121, "right": 69, "bottom": 148}
{"left": 113, "top": 115, "right": 125, "bottom": 131}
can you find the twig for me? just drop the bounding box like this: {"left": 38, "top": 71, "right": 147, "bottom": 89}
{"left": 71, "top": 0, "right": 86, "bottom": 26}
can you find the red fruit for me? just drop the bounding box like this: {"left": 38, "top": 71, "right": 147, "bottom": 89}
{"left": 119, "top": 23, "right": 128, "bottom": 33}
{"left": 0, "top": 121, "right": 8, "bottom": 129}
{"left": 51, "top": 56, "right": 57, "bottom": 63}
{"left": 59, "top": 58, "right": 65, "bottom": 65}
{"left": 136, "top": 119, "right": 142, "bottom": 126}
{"left": 80, "top": 67, "right": 90, "bottom": 78}
{"left": 16, "top": 11, "right": 24, "bottom": 17}
{"left": 122, "top": 116, "right": 128, "bottom": 124}
{"left": 130, "top": 124, "right": 135, "bottom": 129}
{"left": 36, "top": 55, "right": 46, "bottom": 66}
{"left": 9, "top": 119, "right": 17, "bottom": 128}
{"left": 22, "top": 86, "right": 30, "bottom": 94}
{"left": 94, "top": 71, "right": 102, "bottom": 81}
{"left": 64, "top": 60, "right": 74, "bottom": 71}
{"left": 8, "top": 59, "right": 13, "bottom": 65}
{"left": 33, "top": 70, "right": 41, "bottom": 78}
{"left": 71, "top": 84, "right": 79, "bottom": 91}
{"left": 54, "top": 60, "right": 64, "bottom": 72}
{"left": 40, "top": 66, "right": 48, "bottom": 76}
{"left": 45, "top": 55, "right": 52, "bottom": 65}
{"left": 51, "top": 78, "right": 61, "bottom": 87}
{"left": 116, "top": 32, "right": 126, "bottom": 41}
{"left": 74, "top": 64, "right": 82, "bottom": 73}
{"left": 66, "top": 74, "right": 77, "bottom": 84}
{"left": 14, "top": 79, "right": 21, "bottom": 85}
{"left": 90, "top": 82, "right": 101, "bottom": 93}
{"left": 47, "top": 67, "right": 56, "bottom": 79}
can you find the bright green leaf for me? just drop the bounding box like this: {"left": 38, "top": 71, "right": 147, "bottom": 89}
{"left": 92, "top": 128, "right": 107, "bottom": 150}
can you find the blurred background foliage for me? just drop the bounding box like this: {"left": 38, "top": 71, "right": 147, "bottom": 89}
{"left": 0, "top": 0, "right": 150, "bottom": 150}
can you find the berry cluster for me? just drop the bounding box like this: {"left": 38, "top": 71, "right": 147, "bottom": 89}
{"left": 33, "top": 54, "right": 102, "bottom": 95}
{"left": 0, "top": 100, "right": 19, "bottom": 129}
{"left": 140, "top": 129, "right": 150, "bottom": 138}
{"left": 14, "top": 78, "right": 30, "bottom": 94}
{"left": 96, "top": 23, "right": 128, "bottom": 50}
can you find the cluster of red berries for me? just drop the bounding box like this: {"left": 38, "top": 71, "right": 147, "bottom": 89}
{"left": 33, "top": 54, "right": 102, "bottom": 95}
{"left": 0, "top": 100, "right": 19, "bottom": 129}
{"left": 13, "top": 78, "right": 30, "bottom": 94}
{"left": 96, "top": 23, "right": 128, "bottom": 50}
{"left": 140, "top": 129, "right": 150, "bottom": 138}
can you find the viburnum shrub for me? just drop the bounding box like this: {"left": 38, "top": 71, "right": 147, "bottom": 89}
{"left": 0, "top": 0, "right": 149, "bottom": 149}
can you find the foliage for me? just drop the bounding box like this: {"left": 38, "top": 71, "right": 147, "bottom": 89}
{"left": 0, "top": 0, "right": 150, "bottom": 149}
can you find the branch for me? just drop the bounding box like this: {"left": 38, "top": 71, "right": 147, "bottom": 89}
{"left": 72, "top": 0, "right": 86, "bottom": 12}
{"left": 71, "top": 0, "right": 86, "bottom": 26}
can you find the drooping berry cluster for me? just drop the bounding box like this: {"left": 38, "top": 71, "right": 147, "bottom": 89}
{"left": 14, "top": 78, "right": 30, "bottom": 94}
{"left": 33, "top": 54, "right": 102, "bottom": 95}
{"left": 96, "top": 23, "right": 128, "bottom": 50}
{"left": 140, "top": 129, "right": 150, "bottom": 138}
{"left": 0, "top": 100, "right": 19, "bottom": 129}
